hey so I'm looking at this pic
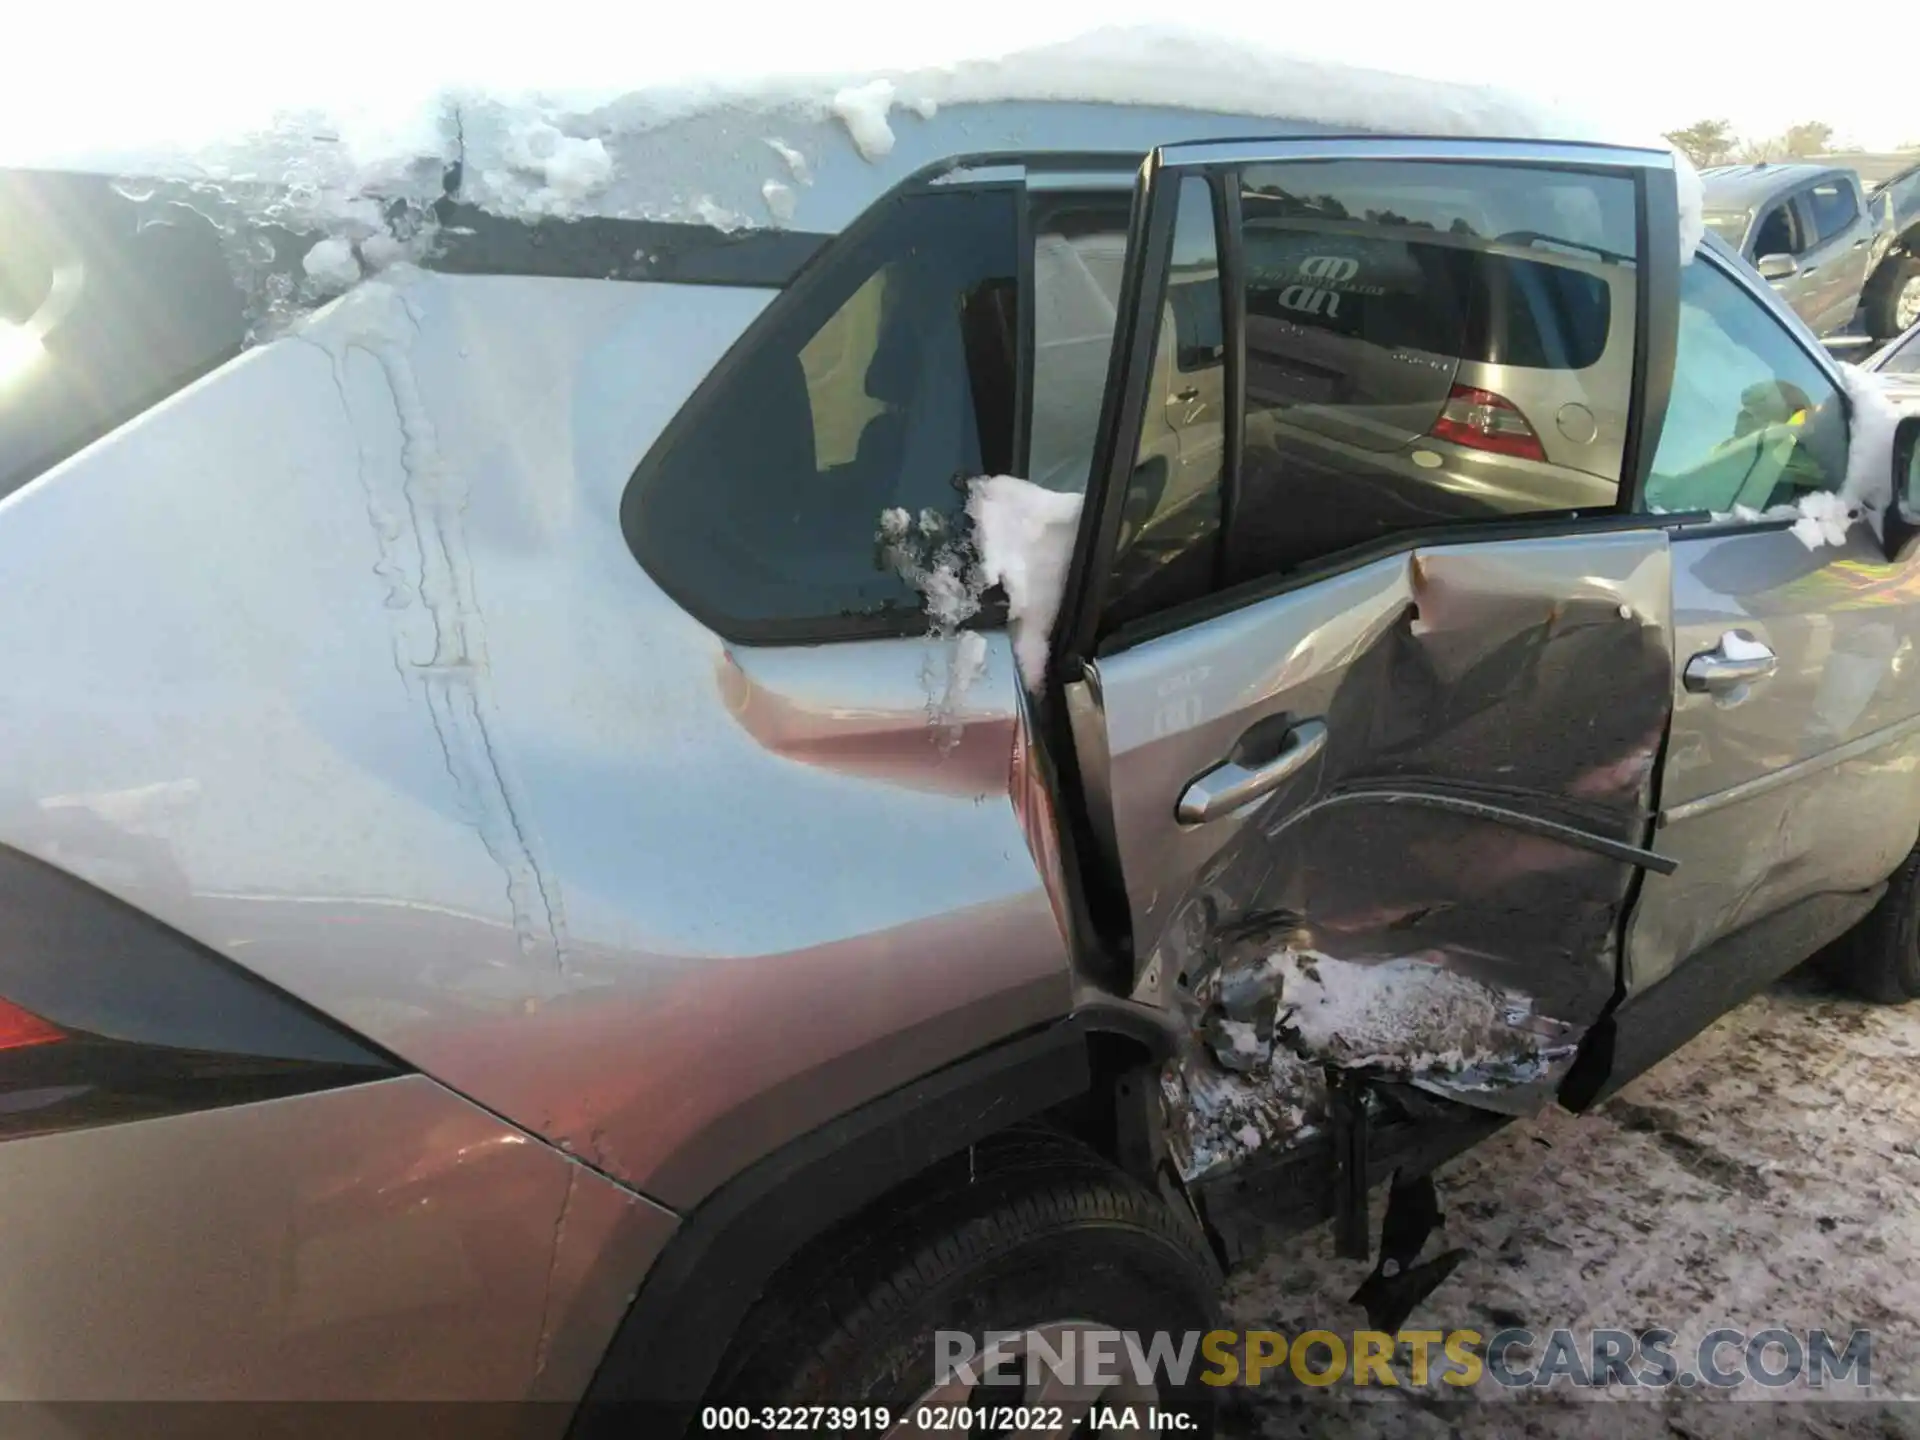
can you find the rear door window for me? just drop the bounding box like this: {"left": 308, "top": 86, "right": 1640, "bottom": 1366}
{"left": 1805, "top": 178, "right": 1859, "bottom": 243}
{"left": 1751, "top": 201, "right": 1806, "bottom": 257}
{"left": 1228, "top": 159, "right": 1637, "bottom": 586}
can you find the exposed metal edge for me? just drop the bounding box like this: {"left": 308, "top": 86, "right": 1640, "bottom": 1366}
{"left": 1662, "top": 712, "right": 1920, "bottom": 825}
{"left": 1279, "top": 786, "right": 1678, "bottom": 874}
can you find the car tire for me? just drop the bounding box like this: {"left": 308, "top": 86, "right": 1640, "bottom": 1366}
{"left": 708, "top": 1127, "right": 1223, "bottom": 1437}
{"left": 1829, "top": 846, "right": 1920, "bottom": 1003}
{"left": 1863, "top": 254, "right": 1920, "bottom": 341}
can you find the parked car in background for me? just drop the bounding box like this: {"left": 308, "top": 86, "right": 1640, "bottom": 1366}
{"left": 1702, "top": 161, "right": 1920, "bottom": 338}
{"left": 1868, "top": 314, "right": 1920, "bottom": 398}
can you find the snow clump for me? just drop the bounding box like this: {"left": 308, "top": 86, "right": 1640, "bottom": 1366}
{"left": 831, "top": 79, "right": 898, "bottom": 162}
{"left": 966, "top": 476, "right": 1085, "bottom": 691}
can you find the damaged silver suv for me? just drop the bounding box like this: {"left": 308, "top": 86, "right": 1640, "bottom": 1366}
{"left": 3, "top": 94, "right": 1920, "bottom": 1439}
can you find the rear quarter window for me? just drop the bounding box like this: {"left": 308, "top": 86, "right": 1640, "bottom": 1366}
{"left": 624, "top": 186, "right": 1020, "bottom": 641}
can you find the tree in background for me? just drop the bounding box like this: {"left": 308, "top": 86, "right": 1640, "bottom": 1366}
{"left": 1782, "top": 121, "right": 1836, "bottom": 157}
{"left": 1665, "top": 119, "right": 1736, "bottom": 167}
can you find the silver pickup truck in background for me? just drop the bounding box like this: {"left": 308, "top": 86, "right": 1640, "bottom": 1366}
{"left": 1702, "top": 159, "right": 1920, "bottom": 338}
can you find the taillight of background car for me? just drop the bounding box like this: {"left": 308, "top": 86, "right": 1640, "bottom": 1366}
{"left": 1430, "top": 383, "right": 1548, "bottom": 462}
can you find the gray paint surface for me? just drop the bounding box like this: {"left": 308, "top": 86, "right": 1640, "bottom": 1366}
{"left": 0, "top": 1076, "right": 674, "bottom": 1400}
{"left": 0, "top": 269, "right": 1069, "bottom": 1210}
{"left": 1628, "top": 521, "right": 1920, "bottom": 989}
{"left": 1084, "top": 530, "right": 1672, "bottom": 1173}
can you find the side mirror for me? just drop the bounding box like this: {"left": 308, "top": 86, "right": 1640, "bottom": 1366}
{"left": 1889, "top": 416, "right": 1920, "bottom": 562}
{"left": 1756, "top": 253, "right": 1800, "bottom": 281}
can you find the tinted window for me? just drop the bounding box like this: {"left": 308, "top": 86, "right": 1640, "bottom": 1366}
{"left": 1806, "top": 179, "right": 1858, "bottom": 242}
{"left": 628, "top": 188, "right": 1018, "bottom": 637}
{"left": 1, "top": 172, "right": 247, "bottom": 500}
{"left": 1703, "top": 210, "right": 1750, "bottom": 245}
{"left": 1644, "top": 259, "right": 1847, "bottom": 514}
{"left": 1105, "top": 177, "right": 1227, "bottom": 630}
{"left": 1228, "top": 160, "right": 1636, "bottom": 586}
{"left": 1752, "top": 202, "right": 1805, "bottom": 257}
{"left": 1028, "top": 192, "right": 1133, "bottom": 495}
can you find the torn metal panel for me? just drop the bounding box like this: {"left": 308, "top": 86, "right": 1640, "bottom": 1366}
{"left": 1087, "top": 530, "right": 1674, "bottom": 1177}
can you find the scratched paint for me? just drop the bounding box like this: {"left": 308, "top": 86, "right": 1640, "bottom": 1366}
{"left": 304, "top": 275, "right": 572, "bottom": 977}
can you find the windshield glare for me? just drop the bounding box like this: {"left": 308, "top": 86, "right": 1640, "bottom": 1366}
{"left": 1703, "top": 210, "right": 1750, "bottom": 243}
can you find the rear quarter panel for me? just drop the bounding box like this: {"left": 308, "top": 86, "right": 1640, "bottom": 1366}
{"left": 0, "top": 270, "right": 1070, "bottom": 1210}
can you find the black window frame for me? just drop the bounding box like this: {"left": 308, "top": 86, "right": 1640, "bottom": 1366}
{"left": 1049, "top": 139, "right": 1684, "bottom": 668}
{"left": 620, "top": 153, "right": 1150, "bottom": 648}
{"left": 621, "top": 169, "right": 1027, "bottom": 646}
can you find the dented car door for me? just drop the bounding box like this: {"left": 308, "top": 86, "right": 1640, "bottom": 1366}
{"left": 1053, "top": 139, "right": 1687, "bottom": 1181}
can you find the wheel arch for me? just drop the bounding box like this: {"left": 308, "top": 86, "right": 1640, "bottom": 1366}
{"left": 566, "top": 1010, "right": 1180, "bottom": 1438}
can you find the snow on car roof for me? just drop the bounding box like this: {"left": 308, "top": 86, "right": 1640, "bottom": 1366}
{"left": 5, "top": 27, "right": 1665, "bottom": 225}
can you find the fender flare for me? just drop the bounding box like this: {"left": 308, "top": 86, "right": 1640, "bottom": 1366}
{"left": 567, "top": 1019, "right": 1128, "bottom": 1438}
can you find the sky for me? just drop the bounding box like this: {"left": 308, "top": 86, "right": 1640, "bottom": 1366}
{"left": 6, "top": 1, "right": 1914, "bottom": 160}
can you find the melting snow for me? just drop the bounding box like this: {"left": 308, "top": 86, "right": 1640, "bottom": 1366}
{"left": 764, "top": 137, "right": 812, "bottom": 184}
{"left": 967, "top": 476, "right": 1084, "bottom": 691}
{"left": 760, "top": 179, "right": 797, "bottom": 224}
{"left": 1780, "top": 365, "right": 1920, "bottom": 551}
{"left": 691, "top": 195, "right": 749, "bottom": 232}
{"left": 1839, "top": 362, "right": 1919, "bottom": 526}
{"left": 1273, "top": 950, "right": 1561, "bottom": 1080}
{"left": 497, "top": 120, "right": 614, "bottom": 213}
{"left": 1789, "top": 491, "right": 1858, "bottom": 550}
{"left": 301, "top": 236, "right": 362, "bottom": 293}
{"left": 831, "top": 78, "right": 898, "bottom": 161}
{"left": 877, "top": 506, "right": 990, "bottom": 738}
{"left": 1673, "top": 149, "right": 1706, "bottom": 265}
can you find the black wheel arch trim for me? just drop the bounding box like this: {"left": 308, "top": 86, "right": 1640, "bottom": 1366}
{"left": 567, "top": 1018, "right": 1123, "bottom": 1438}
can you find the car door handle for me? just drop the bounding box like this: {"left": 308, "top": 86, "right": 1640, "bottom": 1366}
{"left": 1170, "top": 386, "right": 1201, "bottom": 402}
{"left": 1683, "top": 634, "right": 1777, "bottom": 695}
{"left": 1177, "top": 719, "right": 1328, "bottom": 824}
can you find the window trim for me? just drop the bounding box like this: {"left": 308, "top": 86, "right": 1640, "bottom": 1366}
{"left": 1055, "top": 137, "right": 1685, "bottom": 669}
{"left": 620, "top": 151, "right": 1154, "bottom": 647}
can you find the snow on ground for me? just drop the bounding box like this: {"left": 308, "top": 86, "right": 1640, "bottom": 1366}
{"left": 1221, "top": 967, "right": 1920, "bottom": 1436}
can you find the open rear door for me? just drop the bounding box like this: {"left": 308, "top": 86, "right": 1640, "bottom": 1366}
{"left": 1045, "top": 138, "right": 1686, "bottom": 1182}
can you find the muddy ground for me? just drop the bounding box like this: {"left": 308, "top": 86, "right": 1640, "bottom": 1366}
{"left": 1221, "top": 968, "right": 1920, "bottom": 1437}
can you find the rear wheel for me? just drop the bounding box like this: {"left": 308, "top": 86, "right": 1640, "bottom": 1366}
{"left": 1864, "top": 254, "right": 1920, "bottom": 341}
{"left": 1829, "top": 846, "right": 1920, "bottom": 1002}
{"left": 709, "top": 1128, "right": 1222, "bottom": 1437}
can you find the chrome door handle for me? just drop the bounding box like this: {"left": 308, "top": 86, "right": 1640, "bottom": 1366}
{"left": 1177, "top": 719, "right": 1328, "bottom": 824}
{"left": 1684, "top": 633, "right": 1777, "bottom": 695}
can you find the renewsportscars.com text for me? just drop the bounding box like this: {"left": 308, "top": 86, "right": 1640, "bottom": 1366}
{"left": 936, "top": 1326, "right": 1873, "bottom": 1391}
